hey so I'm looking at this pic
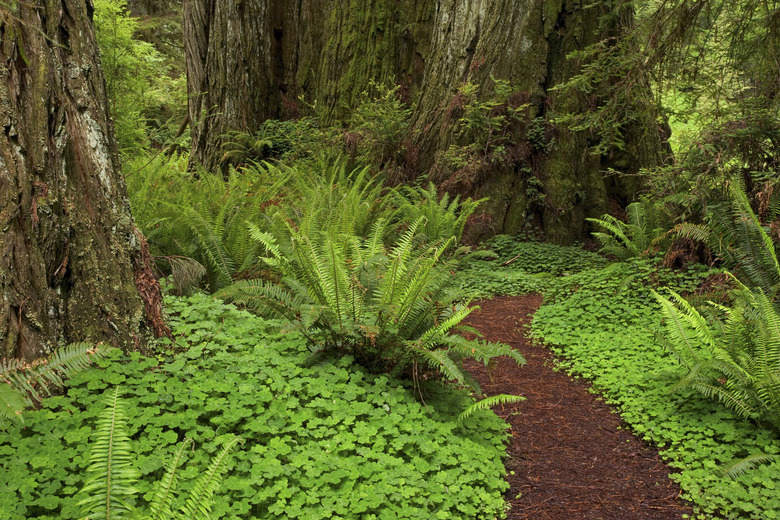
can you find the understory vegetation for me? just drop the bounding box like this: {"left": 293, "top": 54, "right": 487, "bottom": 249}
{"left": 0, "top": 295, "right": 511, "bottom": 519}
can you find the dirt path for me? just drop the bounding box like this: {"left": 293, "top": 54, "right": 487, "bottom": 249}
{"left": 463, "top": 295, "right": 693, "bottom": 520}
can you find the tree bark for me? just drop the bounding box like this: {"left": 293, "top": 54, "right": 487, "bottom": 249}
{"left": 185, "top": 0, "right": 667, "bottom": 243}
{"left": 127, "top": 0, "right": 178, "bottom": 17}
{"left": 0, "top": 1, "right": 151, "bottom": 359}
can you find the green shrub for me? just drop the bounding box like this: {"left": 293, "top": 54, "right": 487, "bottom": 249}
{"left": 587, "top": 198, "right": 668, "bottom": 260}
{"left": 219, "top": 217, "right": 524, "bottom": 392}
{"left": 348, "top": 83, "right": 412, "bottom": 170}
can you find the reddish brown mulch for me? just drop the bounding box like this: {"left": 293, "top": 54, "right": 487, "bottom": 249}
{"left": 463, "top": 295, "right": 693, "bottom": 520}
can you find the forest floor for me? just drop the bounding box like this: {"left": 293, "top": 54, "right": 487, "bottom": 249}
{"left": 463, "top": 295, "right": 694, "bottom": 520}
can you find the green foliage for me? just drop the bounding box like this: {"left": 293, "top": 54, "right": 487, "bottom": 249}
{"left": 522, "top": 247, "right": 779, "bottom": 520}
{"left": 348, "top": 83, "right": 413, "bottom": 171}
{"left": 556, "top": 0, "right": 779, "bottom": 215}
{"left": 0, "top": 343, "right": 111, "bottom": 428}
{"left": 393, "top": 182, "right": 484, "bottom": 245}
{"left": 654, "top": 281, "right": 780, "bottom": 433}
{"left": 78, "top": 387, "right": 140, "bottom": 520}
{"left": 93, "top": 0, "right": 185, "bottom": 155}
{"left": 0, "top": 293, "right": 512, "bottom": 520}
{"left": 219, "top": 118, "right": 332, "bottom": 168}
{"left": 220, "top": 217, "right": 524, "bottom": 392}
{"left": 453, "top": 235, "right": 607, "bottom": 300}
{"left": 674, "top": 182, "right": 780, "bottom": 299}
{"left": 441, "top": 78, "right": 530, "bottom": 178}
{"left": 78, "top": 387, "right": 241, "bottom": 520}
{"left": 587, "top": 199, "right": 668, "bottom": 260}
{"left": 719, "top": 453, "right": 780, "bottom": 480}
{"left": 278, "top": 160, "right": 391, "bottom": 240}
{"left": 457, "top": 394, "right": 526, "bottom": 424}
{"left": 126, "top": 155, "right": 289, "bottom": 291}
{"left": 219, "top": 83, "right": 412, "bottom": 174}
{"left": 128, "top": 155, "right": 486, "bottom": 296}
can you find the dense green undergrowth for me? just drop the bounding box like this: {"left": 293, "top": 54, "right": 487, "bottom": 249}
{"left": 454, "top": 235, "right": 608, "bottom": 299}
{"left": 489, "top": 245, "right": 780, "bottom": 519}
{"left": 0, "top": 294, "right": 511, "bottom": 520}
{"left": 450, "top": 236, "right": 780, "bottom": 519}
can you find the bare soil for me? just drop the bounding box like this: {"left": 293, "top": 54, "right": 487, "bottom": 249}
{"left": 463, "top": 295, "right": 693, "bottom": 520}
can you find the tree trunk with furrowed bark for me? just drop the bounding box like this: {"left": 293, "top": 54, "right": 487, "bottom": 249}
{"left": 185, "top": 0, "right": 667, "bottom": 243}
{"left": 0, "top": 1, "right": 158, "bottom": 359}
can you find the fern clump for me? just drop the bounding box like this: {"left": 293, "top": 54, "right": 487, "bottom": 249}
{"left": 587, "top": 199, "right": 668, "bottom": 260}
{"left": 220, "top": 216, "right": 524, "bottom": 392}
{"left": 673, "top": 182, "right": 780, "bottom": 298}
{"left": 654, "top": 180, "right": 780, "bottom": 433}
{"left": 654, "top": 280, "right": 780, "bottom": 433}
{"left": 127, "top": 155, "right": 289, "bottom": 292}
{"left": 393, "top": 181, "right": 484, "bottom": 245}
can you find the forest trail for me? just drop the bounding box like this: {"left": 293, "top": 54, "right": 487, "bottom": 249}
{"left": 463, "top": 295, "right": 693, "bottom": 520}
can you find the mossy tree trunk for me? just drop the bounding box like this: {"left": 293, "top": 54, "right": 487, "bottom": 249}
{"left": 185, "top": 0, "right": 666, "bottom": 242}
{"left": 127, "top": 0, "right": 179, "bottom": 16}
{"left": 184, "top": 0, "right": 329, "bottom": 174}
{"left": 0, "top": 1, "right": 153, "bottom": 359}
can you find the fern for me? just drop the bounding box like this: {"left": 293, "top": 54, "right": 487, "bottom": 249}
{"left": 78, "top": 387, "right": 140, "bottom": 520}
{"left": 221, "top": 211, "right": 524, "bottom": 397}
{"left": 147, "top": 438, "right": 194, "bottom": 520}
{"left": 655, "top": 280, "right": 780, "bottom": 432}
{"left": 78, "top": 389, "right": 242, "bottom": 520}
{"left": 393, "top": 182, "right": 485, "bottom": 245}
{"left": 673, "top": 181, "right": 780, "bottom": 298}
{"left": 180, "top": 435, "right": 244, "bottom": 520}
{"left": 718, "top": 453, "right": 778, "bottom": 480}
{"left": 457, "top": 394, "right": 526, "bottom": 423}
{"left": 0, "top": 383, "right": 28, "bottom": 426}
{"left": 156, "top": 256, "right": 207, "bottom": 295}
{"left": 0, "top": 343, "right": 111, "bottom": 428}
{"left": 587, "top": 199, "right": 668, "bottom": 259}
{"left": 128, "top": 157, "right": 290, "bottom": 292}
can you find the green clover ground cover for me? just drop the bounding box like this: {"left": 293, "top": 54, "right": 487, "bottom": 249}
{"left": 0, "top": 294, "right": 510, "bottom": 520}
{"left": 530, "top": 256, "right": 780, "bottom": 519}
{"left": 454, "top": 237, "right": 780, "bottom": 519}
{"left": 455, "top": 235, "right": 608, "bottom": 299}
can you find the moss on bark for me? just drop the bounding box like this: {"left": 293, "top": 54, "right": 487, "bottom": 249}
{"left": 186, "top": 0, "right": 667, "bottom": 243}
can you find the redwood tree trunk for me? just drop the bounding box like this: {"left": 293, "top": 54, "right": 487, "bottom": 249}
{"left": 185, "top": 0, "right": 667, "bottom": 243}
{"left": 0, "top": 1, "right": 151, "bottom": 359}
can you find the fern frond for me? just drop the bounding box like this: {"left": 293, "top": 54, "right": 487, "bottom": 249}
{"left": 1, "top": 343, "right": 111, "bottom": 407}
{"left": 652, "top": 289, "right": 715, "bottom": 368}
{"left": 217, "top": 279, "right": 304, "bottom": 321}
{"left": 148, "top": 438, "right": 194, "bottom": 520}
{"left": 0, "top": 383, "right": 28, "bottom": 426}
{"left": 718, "top": 453, "right": 778, "bottom": 479}
{"left": 180, "top": 435, "right": 243, "bottom": 520}
{"left": 247, "top": 222, "right": 283, "bottom": 263}
{"left": 457, "top": 394, "right": 526, "bottom": 423}
{"left": 78, "top": 387, "right": 140, "bottom": 520}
